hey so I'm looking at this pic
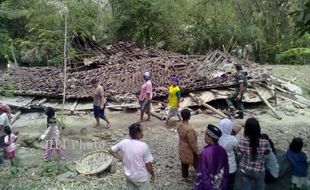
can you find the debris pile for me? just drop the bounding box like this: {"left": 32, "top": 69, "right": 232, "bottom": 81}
{"left": 1, "top": 42, "right": 309, "bottom": 120}
{"left": 0, "top": 44, "right": 266, "bottom": 100}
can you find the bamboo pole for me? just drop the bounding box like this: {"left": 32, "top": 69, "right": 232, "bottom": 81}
{"left": 189, "top": 93, "right": 227, "bottom": 118}
{"left": 61, "top": 13, "right": 68, "bottom": 129}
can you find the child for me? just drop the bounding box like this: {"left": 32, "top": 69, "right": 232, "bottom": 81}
{"left": 38, "top": 107, "right": 65, "bottom": 161}
{"left": 287, "top": 137, "right": 308, "bottom": 190}
{"left": 4, "top": 126, "right": 17, "bottom": 166}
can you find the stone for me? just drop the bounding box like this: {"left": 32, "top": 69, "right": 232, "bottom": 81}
{"left": 57, "top": 171, "right": 77, "bottom": 181}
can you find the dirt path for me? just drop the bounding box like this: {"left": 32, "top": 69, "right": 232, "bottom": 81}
{"left": 0, "top": 107, "right": 309, "bottom": 189}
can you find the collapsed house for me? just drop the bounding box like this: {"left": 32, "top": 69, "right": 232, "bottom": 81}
{"left": 0, "top": 41, "right": 309, "bottom": 121}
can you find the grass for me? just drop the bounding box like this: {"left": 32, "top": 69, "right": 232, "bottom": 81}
{"left": 41, "top": 161, "right": 68, "bottom": 177}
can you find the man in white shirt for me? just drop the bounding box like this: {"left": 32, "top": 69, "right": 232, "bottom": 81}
{"left": 109, "top": 123, "right": 155, "bottom": 190}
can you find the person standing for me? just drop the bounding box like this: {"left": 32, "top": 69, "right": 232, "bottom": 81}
{"left": 139, "top": 72, "right": 153, "bottom": 123}
{"left": 0, "top": 102, "right": 12, "bottom": 164}
{"left": 218, "top": 119, "right": 238, "bottom": 190}
{"left": 238, "top": 118, "right": 271, "bottom": 190}
{"left": 261, "top": 133, "right": 279, "bottom": 184}
{"left": 226, "top": 63, "right": 247, "bottom": 119}
{"left": 195, "top": 124, "right": 229, "bottom": 190}
{"left": 166, "top": 76, "right": 182, "bottom": 125}
{"left": 177, "top": 109, "right": 199, "bottom": 181}
{"left": 38, "top": 107, "right": 65, "bottom": 161}
{"left": 4, "top": 126, "right": 17, "bottom": 166}
{"left": 287, "top": 137, "right": 308, "bottom": 190}
{"left": 109, "top": 123, "right": 155, "bottom": 190}
{"left": 90, "top": 78, "right": 111, "bottom": 128}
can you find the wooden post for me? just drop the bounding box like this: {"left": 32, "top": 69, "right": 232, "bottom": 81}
{"left": 61, "top": 13, "right": 68, "bottom": 129}
{"left": 253, "top": 86, "right": 282, "bottom": 120}
{"left": 189, "top": 93, "right": 227, "bottom": 118}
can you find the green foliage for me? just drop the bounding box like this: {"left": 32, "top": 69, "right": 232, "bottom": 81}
{"left": 41, "top": 161, "right": 67, "bottom": 177}
{"left": 278, "top": 48, "right": 310, "bottom": 64}
{"left": 291, "top": 0, "right": 310, "bottom": 37}
{"left": 0, "top": 0, "right": 111, "bottom": 66}
{"left": 278, "top": 33, "right": 310, "bottom": 64}
{"left": 4, "top": 167, "right": 25, "bottom": 180}
{"left": 0, "top": 81, "right": 15, "bottom": 97}
{"left": 0, "top": 0, "right": 307, "bottom": 65}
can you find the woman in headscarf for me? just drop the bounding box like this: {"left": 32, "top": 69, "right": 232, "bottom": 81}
{"left": 218, "top": 119, "right": 238, "bottom": 190}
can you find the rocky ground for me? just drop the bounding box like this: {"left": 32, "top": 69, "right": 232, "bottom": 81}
{"left": 0, "top": 65, "right": 310, "bottom": 190}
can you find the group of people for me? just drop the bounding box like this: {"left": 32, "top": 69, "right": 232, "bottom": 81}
{"left": 0, "top": 63, "right": 308, "bottom": 190}
{"left": 109, "top": 113, "right": 308, "bottom": 190}
{"left": 0, "top": 103, "right": 65, "bottom": 164}
{"left": 105, "top": 67, "right": 307, "bottom": 190}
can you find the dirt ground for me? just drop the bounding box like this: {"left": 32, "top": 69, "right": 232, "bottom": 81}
{"left": 0, "top": 65, "right": 310, "bottom": 190}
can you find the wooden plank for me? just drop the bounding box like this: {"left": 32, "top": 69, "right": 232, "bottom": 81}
{"left": 189, "top": 93, "right": 227, "bottom": 118}
{"left": 0, "top": 96, "right": 34, "bottom": 109}
{"left": 253, "top": 86, "right": 282, "bottom": 120}
{"left": 106, "top": 104, "right": 139, "bottom": 109}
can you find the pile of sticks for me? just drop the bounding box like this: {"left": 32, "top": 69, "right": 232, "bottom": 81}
{"left": 0, "top": 44, "right": 271, "bottom": 101}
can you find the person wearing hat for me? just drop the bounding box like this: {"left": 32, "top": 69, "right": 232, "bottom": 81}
{"left": 166, "top": 76, "right": 182, "bottom": 125}
{"left": 139, "top": 72, "right": 153, "bottom": 122}
{"left": 195, "top": 124, "right": 229, "bottom": 190}
{"left": 226, "top": 63, "right": 247, "bottom": 119}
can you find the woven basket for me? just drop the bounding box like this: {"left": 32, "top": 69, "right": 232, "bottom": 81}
{"left": 76, "top": 150, "right": 113, "bottom": 175}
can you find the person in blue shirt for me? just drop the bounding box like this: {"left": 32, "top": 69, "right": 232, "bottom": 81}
{"left": 287, "top": 137, "right": 308, "bottom": 190}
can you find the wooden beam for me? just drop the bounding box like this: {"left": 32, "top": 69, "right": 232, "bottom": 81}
{"left": 189, "top": 93, "right": 227, "bottom": 118}
{"left": 278, "top": 95, "right": 307, "bottom": 108}
{"left": 150, "top": 111, "right": 166, "bottom": 121}
{"left": 11, "top": 111, "right": 21, "bottom": 124}
{"left": 253, "top": 86, "right": 282, "bottom": 120}
{"left": 36, "top": 98, "right": 47, "bottom": 106}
